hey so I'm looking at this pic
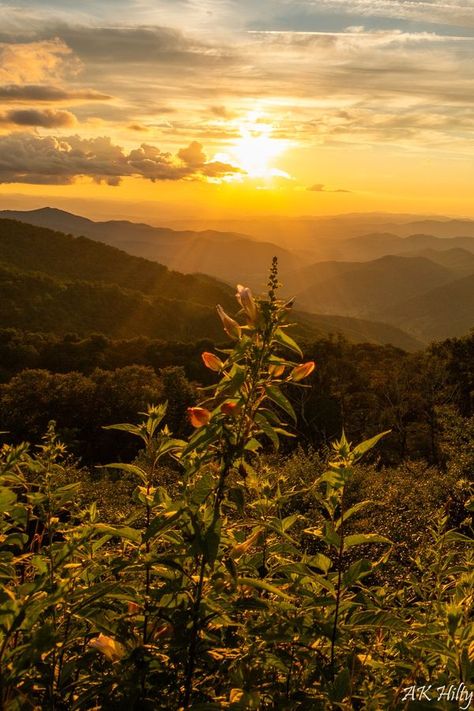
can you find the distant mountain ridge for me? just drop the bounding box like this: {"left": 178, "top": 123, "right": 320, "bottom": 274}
{"left": 3, "top": 207, "right": 474, "bottom": 272}
{"left": 0, "top": 207, "right": 299, "bottom": 288}
{"left": 382, "top": 273, "right": 474, "bottom": 342}
{"left": 0, "top": 217, "right": 424, "bottom": 350}
{"left": 1, "top": 207, "right": 473, "bottom": 344}
{"left": 286, "top": 255, "right": 457, "bottom": 319}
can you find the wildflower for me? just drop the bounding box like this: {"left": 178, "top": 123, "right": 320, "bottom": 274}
{"left": 89, "top": 633, "right": 125, "bottom": 662}
{"left": 187, "top": 406, "right": 211, "bottom": 427}
{"left": 236, "top": 284, "right": 258, "bottom": 322}
{"left": 216, "top": 305, "right": 241, "bottom": 340}
{"left": 221, "top": 401, "right": 241, "bottom": 416}
{"left": 201, "top": 351, "right": 223, "bottom": 371}
{"left": 289, "top": 361, "right": 315, "bottom": 382}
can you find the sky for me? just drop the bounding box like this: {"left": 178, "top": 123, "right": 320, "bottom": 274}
{"left": 0, "top": 0, "right": 473, "bottom": 221}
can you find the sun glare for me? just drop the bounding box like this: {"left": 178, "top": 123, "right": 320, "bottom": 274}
{"left": 215, "top": 112, "right": 290, "bottom": 181}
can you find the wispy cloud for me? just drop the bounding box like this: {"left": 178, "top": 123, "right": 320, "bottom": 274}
{"left": 304, "top": 0, "right": 474, "bottom": 29}
{"left": 0, "top": 85, "right": 111, "bottom": 102}
{"left": 308, "top": 183, "right": 351, "bottom": 193}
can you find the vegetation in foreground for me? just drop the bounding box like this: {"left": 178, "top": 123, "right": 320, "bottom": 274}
{"left": 0, "top": 262, "right": 473, "bottom": 710}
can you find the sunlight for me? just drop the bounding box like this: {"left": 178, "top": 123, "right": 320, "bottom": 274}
{"left": 215, "top": 111, "right": 291, "bottom": 181}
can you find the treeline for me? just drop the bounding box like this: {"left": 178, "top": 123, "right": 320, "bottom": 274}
{"left": 0, "top": 365, "right": 196, "bottom": 463}
{"left": 0, "top": 327, "right": 472, "bottom": 465}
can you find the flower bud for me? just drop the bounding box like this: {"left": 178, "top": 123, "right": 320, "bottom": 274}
{"left": 221, "top": 401, "right": 241, "bottom": 417}
{"left": 269, "top": 364, "right": 285, "bottom": 378}
{"left": 89, "top": 633, "right": 125, "bottom": 662}
{"left": 187, "top": 406, "right": 211, "bottom": 428}
{"left": 216, "top": 305, "right": 241, "bottom": 340}
{"left": 236, "top": 284, "right": 258, "bottom": 322}
{"left": 201, "top": 351, "right": 223, "bottom": 371}
{"left": 290, "top": 361, "right": 315, "bottom": 382}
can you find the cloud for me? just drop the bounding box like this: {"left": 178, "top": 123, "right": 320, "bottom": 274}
{"left": 57, "top": 25, "right": 236, "bottom": 67}
{"left": 0, "top": 84, "right": 112, "bottom": 102}
{"left": 0, "top": 133, "right": 242, "bottom": 185}
{"left": 306, "top": 0, "right": 474, "bottom": 29}
{"left": 308, "top": 183, "right": 351, "bottom": 193}
{"left": 128, "top": 123, "right": 149, "bottom": 132}
{"left": 0, "top": 38, "right": 77, "bottom": 83}
{"left": 0, "top": 15, "right": 473, "bottom": 157}
{"left": 0, "top": 108, "right": 77, "bottom": 128}
{"left": 209, "top": 105, "right": 238, "bottom": 119}
{"left": 178, "top": 140, "right": 207, "bottom": 166}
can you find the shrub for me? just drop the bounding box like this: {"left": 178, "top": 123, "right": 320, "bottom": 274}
{"left": 1, "top": 264, "right": 472, "bottom": 709}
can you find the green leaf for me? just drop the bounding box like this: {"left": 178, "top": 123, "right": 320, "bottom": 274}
{"left": 0, "top": 487, "right": 17, "bottom": 512}
{"left": 350, "top": 610, "right": 405, "bottom": 630}
{"left": 99, "top": 463, "right": 147, "bottom": 484}
{"left": 244, "top": 438, "right": 262, "bottom": 453}
{"left": 220, "top": 364, "right": 246, "bottom": 396}
{"left": 335, "top": 500, "right": 373, "bottom": 529}
{"left": 237, "top": 577, "right": 293, "bottom": 600}
{"left": 342, "top": 559, "right": 373, "bottom": 587}
{"left": 94, "top": 524, "right": 142, "bottom": 543}
{"left": 103, "top": 423, "right": 145, "bottom": 439}
{"left": 203, "top": 520, "right": 221, "bottom": 564}
{"left": 143, "top": 510, "right": 181, "bottom": 542}
{"left": 332, "top": 667, "right": 351, "bottom": 702}
{"left": 274, "top": 327, "right": 303, "bottom": 358}
{"left": 191, "top": 470, "right": 215, "bottom": 505}
{"left": 352, "top": 431, "right": 390, "bottom": 460}
{"left": 265, "top": 385, "right": 296, "bottom": 423}
{"left": 306, "top": 553, "right": 332, "bottom": 573}
{"left": 444, "top": 531, "right": 473, "bottom": 543}
{"left": 344, "top": 533, "right": 392, "bottom": 550}
{"left": 255, "top": 413, "right": 279, "bottom": 450}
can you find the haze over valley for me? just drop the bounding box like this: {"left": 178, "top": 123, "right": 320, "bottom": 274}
{"left": 1, "top": 206, "right": 472, "bottom": 347}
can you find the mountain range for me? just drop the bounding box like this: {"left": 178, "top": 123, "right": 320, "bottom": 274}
{"left": 0, "top": 217, "right": 423, "bottom": 350}
{"left": 0, "top": 207, "right": 473, "bottom": 346}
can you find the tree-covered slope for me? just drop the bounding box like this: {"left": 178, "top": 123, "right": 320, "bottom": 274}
{"left": 0, "top": 261, "right": 229, "bottom": 341}
{"left": 0, "top": 218, "right": 235, "bottom": 309}
{"left": 0, "top": 217, "right": 425, "bottom": 349}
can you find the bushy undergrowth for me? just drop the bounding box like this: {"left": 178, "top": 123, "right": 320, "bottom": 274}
{"left": 1, "top": 264, "right": 473, "bottom": 710}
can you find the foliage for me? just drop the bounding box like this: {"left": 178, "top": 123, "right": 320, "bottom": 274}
{"left": 0, "top": 265, "right": 472, "bottom": 709}
{"left": 0, "top": 365, "right": 196, "bottom": 463}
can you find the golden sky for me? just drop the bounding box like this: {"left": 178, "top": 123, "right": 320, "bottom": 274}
{"left": 0, "top": 0, "right": 473, "bottom": 220}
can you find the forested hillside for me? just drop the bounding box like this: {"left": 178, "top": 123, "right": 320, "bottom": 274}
{"left": 0, "top": 218, "right": 421, "bottom": 349}
{"left": 3, "top": 210, "right": 473, "bottom": 344}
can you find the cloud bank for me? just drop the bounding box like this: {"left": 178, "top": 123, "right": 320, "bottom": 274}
{"left": 0, "top": 133, "right": 242, "bottom": 185}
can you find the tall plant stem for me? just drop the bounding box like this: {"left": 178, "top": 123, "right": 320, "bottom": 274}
{"left": 330, "top": 493, "right": 345, "bottom": 680}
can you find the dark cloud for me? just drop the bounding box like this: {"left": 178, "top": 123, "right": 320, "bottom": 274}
{"left": 308, "top": 183, "right": 351, "bottom": 193}
{"left": 0, "top": 133, "right": 242, "bottom": 185}
{"left": 58, "top": 25, "right": 236, "bottom": 67}
{"left": 128, "top": 123, "right": 149, "bottom": 132}
{"left": 0, "top": 84, "right": 112, "bottom": 102}
{"left": 0, "top": 108, "right": 77, "bottom": 127}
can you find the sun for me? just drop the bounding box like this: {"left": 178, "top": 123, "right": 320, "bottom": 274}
{"left": 214, "top": 111, "right": 290, "bottom": 181}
